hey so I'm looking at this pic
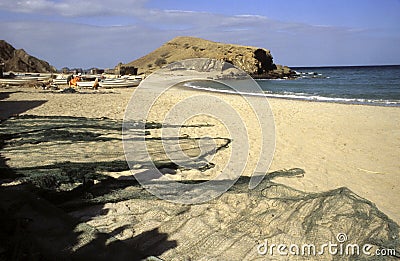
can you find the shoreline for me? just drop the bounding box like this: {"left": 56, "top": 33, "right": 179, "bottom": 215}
{"left": 179, "top": 83, "right": 400, "bottom": 108}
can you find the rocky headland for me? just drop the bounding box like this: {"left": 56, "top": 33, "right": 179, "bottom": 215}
{"left": 122, "top": 36, "right": 296, "bottom": 79}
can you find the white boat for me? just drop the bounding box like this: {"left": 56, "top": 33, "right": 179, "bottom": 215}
{"left": 77, "top": 81, "right": 96, "bottom": 88}
{"left": 11, "top": 73, "right": 51, "bottom": 82}
{"left": 53, "top": 74, "right": 71, "bottom": 85}
{"left": 53, "top": 78, "right": 68, "bottom": 85}
{"left": 121, "top": 75, "right": 143, "bottom": 81}
{"left": 100, "top": 79, "right": 140, "bottom": 88}
{"left": 102, "top": 78, "right": 127, "bottom": 83}
{"left": 21, "top": 75, "right": 51, "bottom": 82}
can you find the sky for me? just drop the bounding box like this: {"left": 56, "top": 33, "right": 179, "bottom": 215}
{"left": 1, "top": 0, "right": 399, "bottom": 69}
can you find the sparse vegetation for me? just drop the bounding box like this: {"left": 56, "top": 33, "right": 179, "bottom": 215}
{"left": 155, "top": 58, "right": 167, "bottom": 67}
{"left": 160, "top": 52, "right": 169, "bottom": 58}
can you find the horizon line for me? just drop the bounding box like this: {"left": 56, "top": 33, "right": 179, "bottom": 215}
{"left": 289, "top": 64, "right": 400, "bottom": 69}
{"left": 53, "top": 63, "right": 400, "bottom": 71}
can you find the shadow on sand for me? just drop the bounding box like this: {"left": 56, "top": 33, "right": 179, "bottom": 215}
{"left": 0, "top": 91, "right": 47, "bottom": 121}
{"left": 1, "top": 114, "right": 399, "bottom": 260}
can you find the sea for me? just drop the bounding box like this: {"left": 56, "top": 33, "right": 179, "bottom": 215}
{"left": 183, "top": 65, "right": 400, "bottom": 107}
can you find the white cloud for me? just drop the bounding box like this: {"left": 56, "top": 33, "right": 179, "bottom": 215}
{"left": 1, "top": 1, "right": 398, "bottom": 68}
{"left": 0, "top": 0, "right": 148, "bottom": 16}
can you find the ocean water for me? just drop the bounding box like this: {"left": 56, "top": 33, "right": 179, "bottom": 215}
{"left": 183, "top": 65, "right": 400, "bottom": 107}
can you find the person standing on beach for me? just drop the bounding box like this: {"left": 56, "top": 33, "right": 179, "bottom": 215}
{"left": 67, "top": 74, "right": 73, "bottom": 87}
{"left": 93, "top": 77, "right": 99, "bottom": 90}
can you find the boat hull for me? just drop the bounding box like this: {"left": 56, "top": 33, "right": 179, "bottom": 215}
{"left": 77, "top": 81, "right": 96, "bottom": 88}
{"left": 100, "top": 79, "right": 140, "bottom": 88}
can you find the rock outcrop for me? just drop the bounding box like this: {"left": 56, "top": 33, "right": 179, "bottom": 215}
{"left": 123, "top": 36, "right": 295, "bottom": 79}
{"left": 0, "top": 40, "right": 56, "bottom": 73}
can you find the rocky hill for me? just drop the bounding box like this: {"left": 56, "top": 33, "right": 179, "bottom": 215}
{"left": 123, "top": 36, "right": 295, "bottom": 79}
{"left": 0, "top": 40, "right": 56, "bottom": 73}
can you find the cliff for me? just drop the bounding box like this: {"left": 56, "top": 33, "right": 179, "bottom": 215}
{"left": 123, "top": 36, "right": 295, "bottom": 79}
{"left": 0, "top": 40, "right": 56, "bottom": 73}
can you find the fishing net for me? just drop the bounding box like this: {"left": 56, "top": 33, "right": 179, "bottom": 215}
{"left": 0, "top": 115, "right": 398, "bottom": 260}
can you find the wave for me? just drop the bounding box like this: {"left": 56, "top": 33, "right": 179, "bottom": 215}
{"left": 182, "top": 82, "right": 400, "bottom": 107}
{"left": 264, "top": 92, "right": 400, "bottom": 106}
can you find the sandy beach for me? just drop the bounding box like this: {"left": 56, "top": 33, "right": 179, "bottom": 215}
{"left": 1, "top": 85, "right": 399, "bottom": 259}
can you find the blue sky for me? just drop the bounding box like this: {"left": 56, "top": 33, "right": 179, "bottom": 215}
{"left": 1, "top": 0, "right": 399, "bottom": 69}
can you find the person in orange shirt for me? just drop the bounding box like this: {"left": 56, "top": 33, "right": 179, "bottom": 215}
{"left": 69, "top": 73, "right": 82, "bottom": 87}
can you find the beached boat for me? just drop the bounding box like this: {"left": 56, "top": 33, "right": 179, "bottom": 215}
{"left": 121, "top": 75, "right": 143, "bottom": 81}
{"left": 21, "top": 75, "right": 51, "bottom": 82}
{"left": 11, "top": 73, "right": 52, "bottom": 82}
{"left": 100, "top": 78, "right": 140, "bottom": 88}
{"left": 53, "top": 78, "right": 68, "bottom": 85}
{"left": 0, "top": 72, "right": 53, "bottom": 85}
{"left": 77, "top": 81, "right": 96, "bottom": 88}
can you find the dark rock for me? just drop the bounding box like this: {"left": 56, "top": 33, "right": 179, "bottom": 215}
{"left": 254, "top": 48, "right": 276, "bottom": 74}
